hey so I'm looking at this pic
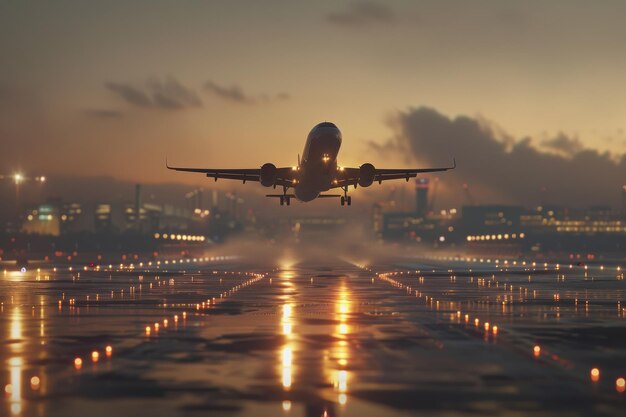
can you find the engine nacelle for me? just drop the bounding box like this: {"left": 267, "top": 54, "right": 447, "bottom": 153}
{"left": 260, "top": 163, "right": 277, "bottom": 187}
{"left": 358, "top": 163, "right": 376, "bottom": 187}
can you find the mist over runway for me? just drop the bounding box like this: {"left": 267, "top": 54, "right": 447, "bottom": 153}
{"left": 1, "top": 248, "right": 625, "bottom": 417}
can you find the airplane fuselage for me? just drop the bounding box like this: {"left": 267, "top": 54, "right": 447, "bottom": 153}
{"left": 294, "top": 122, "right": 342, "bottom": 201}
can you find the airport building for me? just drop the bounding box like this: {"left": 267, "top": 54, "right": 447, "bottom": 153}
{"left": 374, "top": 179, "right": 626, "bottom": 255}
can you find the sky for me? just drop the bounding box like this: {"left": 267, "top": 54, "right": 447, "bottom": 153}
{"left": 1, "top": 1, "right": 625, "bottom": 208}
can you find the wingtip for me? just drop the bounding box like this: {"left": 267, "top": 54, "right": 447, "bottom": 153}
{"left": 452, "top": 157, "right": 456, "bottom": 169}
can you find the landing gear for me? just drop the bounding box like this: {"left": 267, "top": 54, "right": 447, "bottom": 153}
{"left": 340, "top": 187, "right": 352, "bottom": 206}
{"left": 279, "top": 186, "right": 291, "bottom": 206}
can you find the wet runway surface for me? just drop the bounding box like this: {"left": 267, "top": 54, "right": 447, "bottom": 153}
{"left": 1, "top": 253, "right": 625, "bottom": 416}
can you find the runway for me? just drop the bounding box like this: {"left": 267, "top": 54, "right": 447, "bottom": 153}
{"left": 1, "top": 253, "right": 625, "bottom": 416}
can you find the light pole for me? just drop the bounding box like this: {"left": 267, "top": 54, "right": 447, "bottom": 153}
{"left": 0, "top": 173, "right": 47, "bottom": 219}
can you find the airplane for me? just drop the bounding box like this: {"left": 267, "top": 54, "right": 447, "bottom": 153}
{"left": 167, "top": 122, "right": 455, "bottom": 206}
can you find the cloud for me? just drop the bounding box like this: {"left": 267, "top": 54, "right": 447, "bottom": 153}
{"left": 105, "top": 82, "right": 152, "bottom": 107}
{"left": 148, "top": 78, "right": 203, "bottom": 109}
{"left": 204, "top": 80, "right": 290, "bottom": 105}
{"left": 204, "top": 81, "right": 252, "bottom": 104}
{"left": 84, "top": 108, "right": 124, "bottom": 119}
{"left": 380, "top": 107, "right": 625, "bottom": 208}
{"left": 540, "top": 134, "right": 584, "bottom": 156}
{"left": 105, "top": 78, "right": 202, "bottom": 110}
{"left": 327, "top": 1, "right": 395, "bottom": 27}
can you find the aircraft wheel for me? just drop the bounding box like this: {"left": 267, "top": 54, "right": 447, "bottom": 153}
{"left": 347, "top": 196, "right": 352, "bottom": 206}
{"left": 280, "top": 196, "right": 284, "bottom": 206}
{"left": 286, "top": 197, "right": 291, "bottom": 206}
{"left": 340, "top": 196, "right": 345, "bottom": 206}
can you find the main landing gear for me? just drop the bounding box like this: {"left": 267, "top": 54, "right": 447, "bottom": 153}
{"left": 279, "top": 186, "right": 291, "bottom": 206}
{"left": 340, "top": 186, "right": 352, "bottom": 206}
{"left": 266, "top": 186, "right": 294, "bottom": 205}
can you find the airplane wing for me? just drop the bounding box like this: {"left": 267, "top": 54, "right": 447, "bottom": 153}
{"left": 331, "top": 159, "right": 456, "bottom": 188}
{"left": 166, "top": 160, "right": 296, "bottom": 186}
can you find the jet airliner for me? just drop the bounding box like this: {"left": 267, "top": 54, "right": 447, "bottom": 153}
{"left": 167, "top": 122, "right": 455, "bottom": 205}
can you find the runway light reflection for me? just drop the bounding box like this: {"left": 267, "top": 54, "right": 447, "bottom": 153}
{"left": 281, "top": 347, "right": 292, "bottom": 389}
{"left": 8, "top": 357, "right": 22, "bottom": 415}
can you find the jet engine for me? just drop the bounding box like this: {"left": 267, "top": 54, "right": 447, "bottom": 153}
{"left": 260, "top": 163, "right": 277, "bottom": 187}
{"left": 358, "top": 163, "right": 376, "bottom": 187}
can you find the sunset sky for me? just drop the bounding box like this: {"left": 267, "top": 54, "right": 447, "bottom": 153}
{"left": 1, "top": 1, "right": 625, "bottom": 207}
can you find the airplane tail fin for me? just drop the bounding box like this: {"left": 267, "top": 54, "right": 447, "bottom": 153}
{"left": 297, "top": 153, "right": 300, "bottom": 168}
